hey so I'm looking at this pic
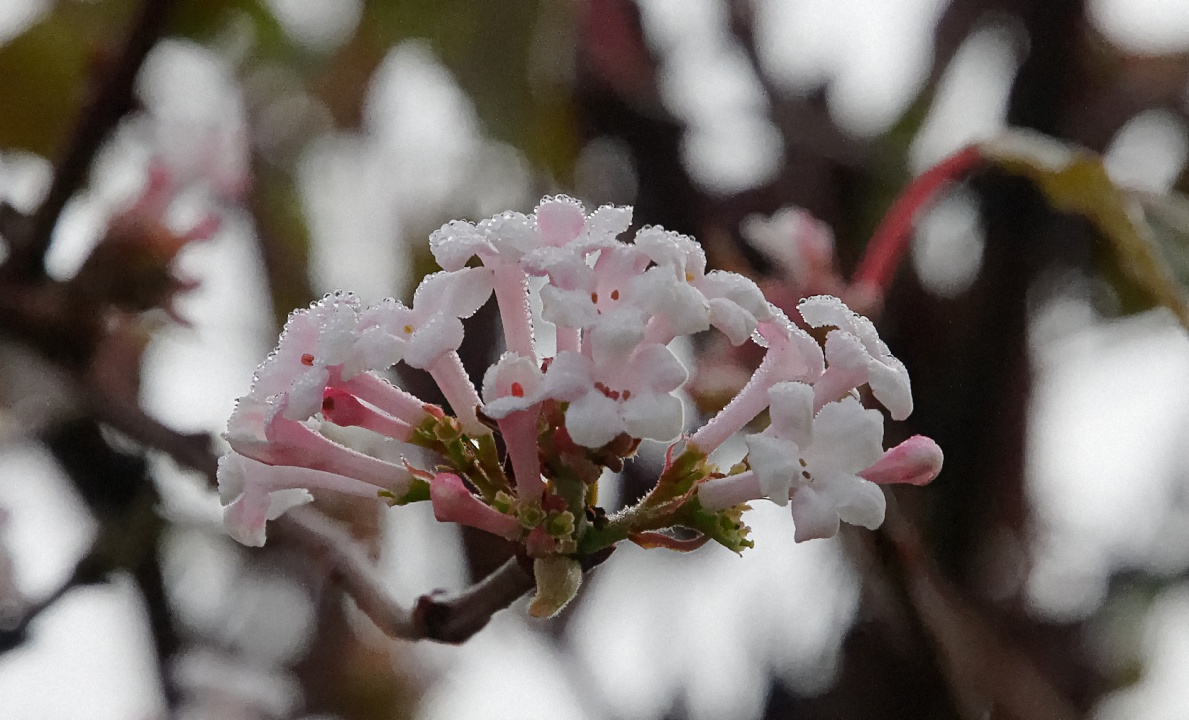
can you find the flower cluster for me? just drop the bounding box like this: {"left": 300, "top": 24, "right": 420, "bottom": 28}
{"left": 218, "top": 196, "right": 942, "bottom": 616}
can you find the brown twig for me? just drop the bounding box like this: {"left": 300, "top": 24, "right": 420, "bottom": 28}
{"left": 87, "top": 385, "right": 218, "bottom": 480}
{"left": 276, "top": 506, "right": 536, "bottom": 644}
{"left": 86, "top": 381, "right": 544, "bottom": 645}
{"left": 10, "top": 0, "right": 180, "bottom": 279}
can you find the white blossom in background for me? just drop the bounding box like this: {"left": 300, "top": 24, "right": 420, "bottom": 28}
{"left": 217, "top": 196, "right": 942, "bottom": 616}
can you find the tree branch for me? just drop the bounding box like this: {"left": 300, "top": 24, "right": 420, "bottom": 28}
{"left": 276, "top": 506, "right": 536, "bottom": 644}
{"left": 10, "top": 0, "right": 180, "bottom": 279}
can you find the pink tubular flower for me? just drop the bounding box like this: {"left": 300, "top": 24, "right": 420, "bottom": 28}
{"left": 798, "top": 295, "right": 912, "bottom": 420}
{"left": 482, "top": 353, "right": 546, "bottom": 499}
{"left": 687, "top": 309, "right": 824, "bottom": 455}
{"left": 698, "top": 382, "right": 941, "bottom": 542}
{"left": 217, "top": 453, "right": 385, "bottom": 547}
{"left": 225, "top": 394, "right": 411, "bottom": 492}
{"left": 430, "top": 473, "right": 522, "bottom": 540}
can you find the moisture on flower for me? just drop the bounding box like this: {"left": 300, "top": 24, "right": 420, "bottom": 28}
{"left": 217, "top": 196, "right": 942, "bottom": 617}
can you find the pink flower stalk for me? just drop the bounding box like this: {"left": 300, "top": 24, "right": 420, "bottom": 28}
{"left": 430, "top": 473, "right": 522, "bottom": 540}
{"left": 687, "top": 311, "right": 824, "bottom": 455}
{"left": 849, "top": 145, "right": 982, "bottom": 299}
{"left": 482, "top": 353, "right": 546, "bottom": 499}
{"left": 225, "top": 396, "right": 411, "bottom": 491}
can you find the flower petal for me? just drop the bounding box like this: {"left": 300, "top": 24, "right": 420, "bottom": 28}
{"left": 621, "top": 392, "right": 684, "bottom": 442}
{"left": 413, "top": 268, "right": 494, "bottom": 319}
{"left": 766, "top": 381, "right": 815, "bottom": 447}
{"left": 535, "top": 195, "right": 587, "bottom": 246}
{"left": 816, "top": 471, "right": 886, "bottom": 530}
{"left": 403, "top": 314, "right": 465, "bottom": 370}
{"left": 807, "top": 397, "right": 885, "bottom": 475}
{"left": 564, "top": 391, "right": 624, "bottom": 448}
{"left": 625, "top": 343, "right": 688, "bottom": 394}
{"left": 745, "top": 433, "right": 801, "bottom": 506}
{"left": 867, "top": 354, "right": 913, "bottom": 421}
{"left": 790, "top": 485, "right": 840, "bottom": 542}
{"left": 543, "top": 351, "right": 594, "bottom": 402}
{"left": 430, "top": 220, "right": 493, "bottom": 270}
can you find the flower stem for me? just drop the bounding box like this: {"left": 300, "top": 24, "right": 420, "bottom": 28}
{"left": 850, "top": 145, "right": 982, "bottom": 298}
{"left": 428, "top": 351, "right": 489, "bottom": 437}
{"left": 697, "top": 471, "right": 761, "bottom": 510}
{"left": 344, "top": 372, "right": 436, "bottom": 426}
{"left": 492, "top": 263, "right": 536, "bottom": 362}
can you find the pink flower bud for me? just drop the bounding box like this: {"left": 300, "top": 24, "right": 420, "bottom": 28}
{"left": 859, "top": 435, "right": 943, "bottom": 486}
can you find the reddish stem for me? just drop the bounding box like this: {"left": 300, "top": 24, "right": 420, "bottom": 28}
{"left": 850, "top": 146, "right": 983, "bottom": 296}
{"left": 629, "top": 531, "right": 711, "bottom": 552}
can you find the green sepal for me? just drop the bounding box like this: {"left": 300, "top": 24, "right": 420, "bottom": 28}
{"left": 517, "top": 499, "right": 545, "bottom": 528}
{"left": 545, "top": 510, "right": 576, "bottom": 538}
{"left": 380, "top": 477, "right": 431, "bottom": 506}
{"left": 410, "top": 416, "right": 510, "bottom": 499}
{"left": 645, "top": 446, "right": 714, "bottom": 507}
{"left": 676, "top": 498, "right": 754, "bottom": 554}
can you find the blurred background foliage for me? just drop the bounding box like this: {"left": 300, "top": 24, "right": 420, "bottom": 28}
{"left": 2, "top": 1, "right": 1189, "bottom": 719}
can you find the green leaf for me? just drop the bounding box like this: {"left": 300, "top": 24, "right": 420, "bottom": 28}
{"left": 980, "top": 130, "right": 1189, "bottom": 331}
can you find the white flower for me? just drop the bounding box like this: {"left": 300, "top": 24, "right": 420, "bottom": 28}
{"left": 482, "top": 352, "right": 546, "bottom": 419}
{"left": 745, "top": 382, "right": 887, "bottom": 542}
{"left": 430, "top": 196, "right": 631, "bottom": 271}
{"left": 250, "top": 292, "right": 361, "bottom": 420}
{"left": 354, "top": 268, "right": 493, "bottom": 371}
{"left": 798, "top": 294, "right": 912, "bottom": 420}
{"left": 545, "top": 343, "right": 687, "bottom": 448}
{"left": 634, "top": 226, "right": 771, "bottom": 344}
